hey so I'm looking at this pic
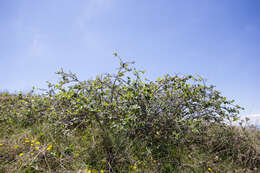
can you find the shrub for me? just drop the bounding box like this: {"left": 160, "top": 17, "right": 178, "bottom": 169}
{"left": 0, "top": 54, "right": 259, "bottom": 172}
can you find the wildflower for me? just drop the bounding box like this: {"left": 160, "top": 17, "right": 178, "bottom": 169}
{"left": 215, "top": 155, "right": 219, "bottom": 161}
{"left": 47, "top": 145, "right": 52, "bottom": 151}
{"left": 87, "top": 170, "right": 91, "bottom": 173}
{"left": 14, "top": 144, "right": 19, "bottom": 149}
{"left": 32, "top": 139, "right": 36, "bottom": 143}
{"left": 35, "top": 141, "right": 40, "bottom": 145}
{"left": 35, "top": 147, "right": 40, "bottom": 150}
{"left": 100, "top": 170, "right": 104, "bottom": 173}
{"left": 25, "top": 139, "right": 30, "bottom": 143}
{"left": 19, "top": 153, "right": 24, "bottom": 157}
{"left": 92, "top": 169, "right": 98, "bottom": 173}
{"left": 0, "top": 144, "right": 3, "bottom": 146}
{"left": 208, "top": 168, "right": 214, "bottom": 173}
{"left": 31, "top": 143, "right": 34, "bottom": 146}
{"left": 131, "top": 166, "right": 137, "bottom": 170}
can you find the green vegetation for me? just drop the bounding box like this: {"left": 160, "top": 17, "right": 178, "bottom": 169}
{"left": 0, "top": 55, "right": 260, "bottom": 172}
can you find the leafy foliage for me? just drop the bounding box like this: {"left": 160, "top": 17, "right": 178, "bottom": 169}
{"left": 0, "top": 55, "right": 259, "bottom": 172}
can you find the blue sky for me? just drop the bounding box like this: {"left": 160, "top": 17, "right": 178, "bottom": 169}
{"left": 1, "top": 0, "right": 260, "bottom": 116}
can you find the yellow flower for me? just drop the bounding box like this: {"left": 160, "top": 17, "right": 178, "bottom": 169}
{"left": 100, "top": 170, "right": 104, "bottom": 173}
{"left": 25, "top": 139, "right": 30, "bottom": 143}
{"left": 32, "top": 139, "right": 36, "bottom": 143}
{"left": 0, "top": 144, "right": 3, "bottom": 146}
{"left": 92, "top": 169, "right": 98, "bottom": 173}
{"left": 35, "top": 146, "right": 40, "bottom": 150}
{"left": 131, "top": 166, "right": 137, "bottom": 170}
{"left": 35, "top": 141, "right": 40, "bottom": 145}
{"left": 87, "top": 170, "right": 91, "bottom": 173}
{"left": 19, "top": 153, "right": 24, "bottom": 157}
{"left": 14, "top": 144, "right": 19, "bottom": 149}
{"left": 208, "top": 168, "right": 214, "bottom": 173}
{"left": 47, "top": 145, "right": 52, "bottom": 151}
{"left": 31, "top": 143, "right": 34, "bottom": 146}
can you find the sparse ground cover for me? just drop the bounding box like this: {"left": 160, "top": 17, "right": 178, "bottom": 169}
{"left": 0, "top": 56, "right": 259, "bottom": 172}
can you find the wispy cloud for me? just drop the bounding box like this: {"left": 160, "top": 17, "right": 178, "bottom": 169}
{"left": 29, "top": 33, "right": 45, "bottom": 57}
{"left": 75, "top": 0, "right": 114, "bottom": 29}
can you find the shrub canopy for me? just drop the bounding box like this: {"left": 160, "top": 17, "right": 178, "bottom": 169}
{"left": 1, "top": 56, "right": 249, "bottom": 172}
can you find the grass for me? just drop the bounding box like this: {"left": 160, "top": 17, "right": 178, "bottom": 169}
{"left": 0, "top": 94, "right": 259, "bottom": 173}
